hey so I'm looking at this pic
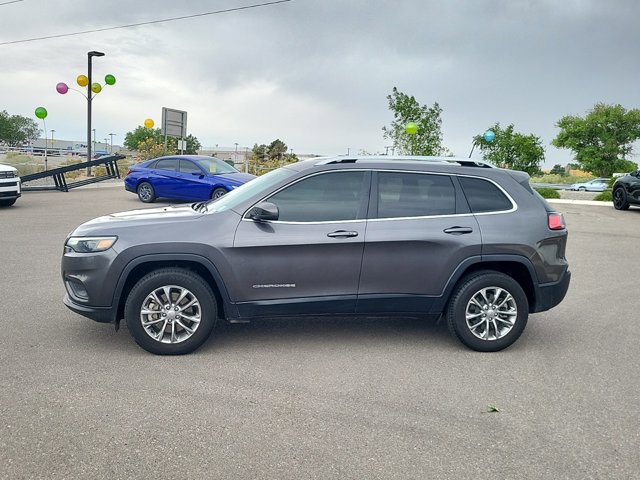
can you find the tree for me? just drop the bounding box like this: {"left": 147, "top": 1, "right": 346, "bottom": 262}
{"left": 549, "top": 164, "right": 567, "bottom": 176}
{"left": 124, "top": 126, "right": 163, "bottom": 151}
{"left": 124, "top": 125, "right": 201, "bottom": 155}
{"left": 136, "top": 137, "right": 175, "bottom": 161}
{"left": 248, "top": 140, "right": 297, "bottom": 175}
{"left": 473, "top": 123, "right": 545, "bottom": 175}
{"left": 0, "top": 110, "right": 40, "bottom": 147}
{"left": 382, "top": 87, "right": 447, "bottom": 156}
{"left": 552, "top": 103, "right": 640, "bottom": 177}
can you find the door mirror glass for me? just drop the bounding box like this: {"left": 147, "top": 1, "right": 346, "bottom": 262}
{"left": 248, "top": 202, "right": 279, "bottom": 221}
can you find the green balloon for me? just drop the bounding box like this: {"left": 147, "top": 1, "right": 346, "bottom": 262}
{"left": 35, "top": 107, "right": 48, "bottom": 119}
{"left": 405, "top": 122, "right": 418, "bottom": 135}
{"left": 104, "top": 74, "right": 116, "bottom": 86}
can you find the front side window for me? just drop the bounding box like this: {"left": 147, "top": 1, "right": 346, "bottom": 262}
{"left": 376, "top": 172, "right": 456, "bottom": 218}
{"left": 267, "top": 171, "right": 368, "bottom": 222}
{"left": 155, "top": 159, "right": 178, "bottom": 171}
{"left": 458, "top": 176, "right": 513, "bottom": 213}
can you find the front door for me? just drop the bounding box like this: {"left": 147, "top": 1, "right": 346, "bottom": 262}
{"left": 231, "top": 170, "right": 371, "bottom": 317}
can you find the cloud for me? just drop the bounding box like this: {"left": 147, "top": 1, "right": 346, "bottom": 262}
{"left": 1, "top": 0, "right": 639, "bottom": 164}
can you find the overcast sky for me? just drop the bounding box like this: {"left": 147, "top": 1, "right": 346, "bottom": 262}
{"left": 1, "top": 0, "right": 639, "bottom": 166}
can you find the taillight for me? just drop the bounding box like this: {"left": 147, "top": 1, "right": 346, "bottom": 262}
{"left": 126, "top": 169, "right": 133, "bottom": 176}
{"left": 548, "top": 212, "right": 566, "bottom": 230}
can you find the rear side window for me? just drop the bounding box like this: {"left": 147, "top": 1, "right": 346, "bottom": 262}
{"left": 458, "top": 176, "right": 513, "bottom": 213}
{"left": 377, "top": 172, "right": 456, "bottom": 218}
{"left": 155, "top": 159, "right": 178, "bottom": 171}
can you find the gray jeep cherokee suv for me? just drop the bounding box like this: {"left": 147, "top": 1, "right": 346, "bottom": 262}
{"left": 62, "top": 156, "right": 570, "bottom": 355}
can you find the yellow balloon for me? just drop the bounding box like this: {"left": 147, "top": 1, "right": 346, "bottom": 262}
{"left": 77, "top": 75, "right": 89, "bottom": 87}
{"left": 91, "top": 83, "right": 102, "bottom": 94}
{"left": 144, "top": 118, "right": 155, "bottom": 129}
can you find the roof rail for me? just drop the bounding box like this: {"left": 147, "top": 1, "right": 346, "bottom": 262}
{"left": 314, "top": 156, "right": 495, "bottom": 168}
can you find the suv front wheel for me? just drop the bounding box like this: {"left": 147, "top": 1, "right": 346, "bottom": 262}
{"left": 447, "top": 271, "right": 528, "bottom": 352}
{"left": 125, "top": 268, "right": 217, "bottom": 355}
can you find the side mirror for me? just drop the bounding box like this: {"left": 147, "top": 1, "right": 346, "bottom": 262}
{"left": 247, "top": 202, "right": 279, "bottom": 221}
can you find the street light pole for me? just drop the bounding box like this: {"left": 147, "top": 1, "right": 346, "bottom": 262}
{"left": 86, "top": 50, "right": 104, "bottom": 175}
{"left": 109, "top": 133, "right": 115, "bottom": 154}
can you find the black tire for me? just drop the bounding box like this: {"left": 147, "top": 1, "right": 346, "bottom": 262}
{"left": 446, "top": 271, "right": 529, "bottom": 352}
{"left": 578, "top": 187, "right": 586, "bottom": 192}
{"left": 125, "top": 268, "right": 217, "bottom": 355}
{"left": 137, "top": 181, "right": 156, "bottom": 203}
{"left": 0, "top": 198, "right": 16, "bottom": 207}
{"left": 211, "top": 187, "right": 227, "bottom": 200}
{"left": 613, "top": 187, "right": 630, "bottom": 210}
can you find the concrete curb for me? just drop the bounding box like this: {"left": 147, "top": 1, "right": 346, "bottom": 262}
{"left": 548, "top": 199, "right": 612, "bottom": 207}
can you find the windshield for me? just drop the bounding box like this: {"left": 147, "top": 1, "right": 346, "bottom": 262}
{"left": 206, "top": 167, "right": 297, "bottom": 213}
{"left": 195, "top": 157, "right": 240, "bottom": 174}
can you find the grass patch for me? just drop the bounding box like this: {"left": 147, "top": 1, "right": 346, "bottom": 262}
{"left": 593, "top": 190, "right": 612, "bottom": 202}
{"left": 530, "top": 173, "right": 598, "bottom": 185}
{"left": 534, "top": 187, "right": 561, "bottom": 199}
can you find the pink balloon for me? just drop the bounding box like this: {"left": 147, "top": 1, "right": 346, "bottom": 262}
{"left": 56, "top": 82, "right": 68, "bottom": 94}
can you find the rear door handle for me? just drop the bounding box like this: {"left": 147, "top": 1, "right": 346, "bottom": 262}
{"left": 443, "top": 226, "right": 473, "bottom": 235}
{"left": 327, "top": 230, "right": 359, "bottom": 238}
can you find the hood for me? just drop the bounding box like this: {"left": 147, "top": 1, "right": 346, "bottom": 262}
{"left": 0, "top": 163, "right": 18, "bottom": 173}
{"left": 72, "top": 204, "right": 204, "bottom": 235}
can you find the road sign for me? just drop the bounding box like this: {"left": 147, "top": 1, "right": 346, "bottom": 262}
{"left": 161, "top": 107, "right": 187, "bottom": 138}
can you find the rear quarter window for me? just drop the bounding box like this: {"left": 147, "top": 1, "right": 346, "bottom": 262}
{"left": 458, "top": 176, "right": 513, "bottom": 213}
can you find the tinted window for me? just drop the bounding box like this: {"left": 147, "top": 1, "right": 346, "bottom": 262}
{"left": 179, "top": 160, "right": 202, "bottom": 174}
{"left": 155, "top": 159, "right": 178, "bottom": 171}
{"left": 268, "top": 172, "right": 367, "bottom": 222}
{"left": 377, "top": 172, "right": 456, "bottom": 218}
{"left": 458, "top": 176, "right": 513, "bottom": 213}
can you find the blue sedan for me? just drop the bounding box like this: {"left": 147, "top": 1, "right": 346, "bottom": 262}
{"left": 124, "top": 155, "right": 256, "bottom": 203}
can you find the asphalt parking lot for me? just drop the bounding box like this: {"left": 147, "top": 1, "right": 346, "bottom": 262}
{"left": 1, "top": 186, "right": 639, "bottom": 480}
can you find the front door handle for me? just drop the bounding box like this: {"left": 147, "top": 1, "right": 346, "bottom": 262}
{"left": 327, "top": 230, "right": 359, "bottom": 238}
{"left": 443, "top": 226, "right": 473, "bottom": 235}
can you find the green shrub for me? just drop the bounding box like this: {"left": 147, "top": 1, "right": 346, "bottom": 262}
{"left": 534, "top": 187, "right": 561, "bottom": 199}
{"left": 593, "top": 190, "right": 612, "bottom": 202}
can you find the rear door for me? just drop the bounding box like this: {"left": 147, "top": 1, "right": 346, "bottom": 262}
{"left": 231, "top": 170, "right": 371, "bottom": 316}
{"left": 151, "top": 158, "right": 179, "bottom": 198}
{"left": 357, "top": 170, "right": 481, "bottom": 314}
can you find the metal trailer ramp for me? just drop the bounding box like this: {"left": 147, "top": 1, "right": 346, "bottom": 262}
{"left": 20, "top": 155, "right": 125, "bottom": 192}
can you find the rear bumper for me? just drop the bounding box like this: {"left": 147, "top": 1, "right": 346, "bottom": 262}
{"left": 533, "top": 269, "right": 571, "bottom": 313}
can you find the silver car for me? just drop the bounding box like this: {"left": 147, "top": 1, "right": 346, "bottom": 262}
{"left": 569, "top": 178, "right": 608, "bottom": 191}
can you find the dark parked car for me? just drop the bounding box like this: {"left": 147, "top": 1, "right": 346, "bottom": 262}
{"left": 612, "top": 170, "right": 640, "bottom": 210}
{"left": 62, "top": 156, "right": 571, "bottom": 355}
{"left": 124, "top": 155, "right": 255, "bottom": 203}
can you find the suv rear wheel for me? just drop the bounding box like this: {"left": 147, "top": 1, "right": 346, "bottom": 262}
{"left": 125, "top": 268, "right": 217, "bottom": 355}
{"left": 447, "top": 271, "right": 528, "bottom": 352}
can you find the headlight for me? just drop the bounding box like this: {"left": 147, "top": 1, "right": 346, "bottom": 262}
{"left": 65, "top": 236, "right": 117, "bottom": 253}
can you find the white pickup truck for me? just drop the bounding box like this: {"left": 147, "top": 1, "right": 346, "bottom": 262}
{"left": 0, "top": 163, "right": 21, "bottom": 207}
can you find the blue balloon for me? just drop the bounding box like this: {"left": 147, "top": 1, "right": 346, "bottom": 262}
{"left": 483, "top": 130, "right": 496, "bottom": 142}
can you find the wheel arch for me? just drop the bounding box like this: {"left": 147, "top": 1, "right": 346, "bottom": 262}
{"left": 434, "top": 256, "right": 539, "bottom": 314}
{"left": 113, "top": 254, "right": 237, "bottom": 323}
